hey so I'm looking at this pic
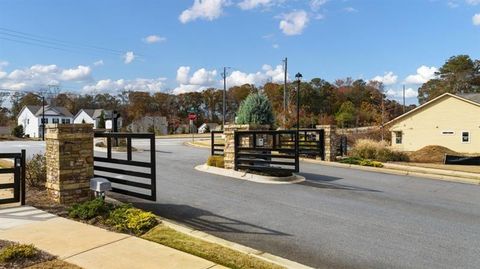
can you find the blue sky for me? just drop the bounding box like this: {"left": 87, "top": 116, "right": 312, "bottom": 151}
{"left": 0, "top": 0, "right": 479, "bottom": 104}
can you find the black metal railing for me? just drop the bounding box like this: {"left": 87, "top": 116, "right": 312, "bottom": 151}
{"left": 338, "top": 135, "right": 348, "bottom": 157}
{"left": 234, "top": 130, "right": 299, "bottom": 173}
{"left": 0, "top": 150, "right": 26, "bottom": 205}
{"left": 94, "top": 132, "right": 156, "bottom": 201}
{"left": 282, "top": 129, "right": 325, "bottom": 160}
{"left": 211, "top": 130, "right": 225, "bottom": 156}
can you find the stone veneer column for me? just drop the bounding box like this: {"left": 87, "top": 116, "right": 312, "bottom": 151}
{"left": 316, "top": 125, "right": 337, "bottom": 162}
{"left": 45, "top": 124, "right": 94, "bottom": 204}
{"left": 223, "top": 124, "right": 270, "bottom": 170}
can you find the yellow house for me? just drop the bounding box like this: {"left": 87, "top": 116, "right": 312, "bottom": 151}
{"left": 387, "top": 93, "right": 480, "bottom": 154}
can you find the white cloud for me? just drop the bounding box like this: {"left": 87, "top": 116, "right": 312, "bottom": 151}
{"left": 179, "top": 0, "right": 226, "bottom": 23}
{"left": 143, "top": 35, "right": 166, "bottom": 44}
{"left": 310, "top": 0, "right": 327, "bottom": 11}
{"left": 466, "top": 0, "right": 480, "bottom": 5}
{"left": 82, "top": 77, "right": 167, "bottom": 93}
{"left": 227, "top": 64, "right": 285, "bottom": 87}
{"left": 238, "top": 0, "right": 282, "bottom": 10}
{"left": 473, "top": 14, "right": 480, "bottom": 26}
{"left": 93, "top": 60, "right": 104, "bottom": 66}
{"left": 0, "top": 61, "right": 8, "bottom": 68}
{"left": 272, "top": 43, "right": 279, "bottom": 49}
{"left": 0, "top": 64, "right": 92, "bottom": 91}
{"left": 370, "top": 72, "right": 398, "bottom": 86}
{"left": 344, "top": 7, "right": 358, "bottom": 13}
{"left": 279, "top": 10, "right": 309, "bottom": 36}
{"left": 173, "top": 66, "right": 218, "bottom": 94}
{"left": 386, "top": 87, "right": 417, "bottom": 99}
{"left": 123, "top": 51, "right": 135, "bottom": 64}
{"left": 405, "top": 65, "right": 438, "bottom": 84}
{"left": 60, "top": 65, "right": 91, "bottom": 81}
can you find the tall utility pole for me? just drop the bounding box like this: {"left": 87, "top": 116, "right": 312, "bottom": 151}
{"left": 283, "top": 57, "right": 288, "bottom": 128}
{"left": 381, "top": 84, "right": 385, "bottom": 142}
{"left": 221, "top": 67, "right": 230, "bottom": 130}
{"left": 402, "top": 84, "right": 406, "bottom": 114}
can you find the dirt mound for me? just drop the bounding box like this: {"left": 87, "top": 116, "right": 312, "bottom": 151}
{"left": 408, "top": 145, "right": 458, "bottom": 163}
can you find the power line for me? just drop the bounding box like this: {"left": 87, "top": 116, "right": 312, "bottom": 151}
{"left": 0, "top": 26, "right": 144, "bottom": 57}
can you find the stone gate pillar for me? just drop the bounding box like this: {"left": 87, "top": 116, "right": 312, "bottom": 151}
{"left": 223, "top": 124, "right": 270, "bottom": 170}
{"left": 45, "top": 124, "right": 94, "bottom": 204}
{"left": 316, "top": 125, "right": 337, "bottom": 162}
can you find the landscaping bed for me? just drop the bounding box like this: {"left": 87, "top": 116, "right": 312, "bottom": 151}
{"left": 0, "top": 240, "right": 80, "bottom": 269}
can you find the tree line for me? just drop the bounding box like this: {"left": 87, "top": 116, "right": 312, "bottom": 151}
{"left": 2, "top": 54, "right": 476, "bottom": 131}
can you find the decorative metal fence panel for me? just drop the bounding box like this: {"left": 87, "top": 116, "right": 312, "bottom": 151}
{"left": 94, "top": 132, "right": 157, "bottom": 201}
{"left": 211, "top": 130, "right": 225, "bottom": 156}
{"left": 0, "top": 150, "right": 26, "bottom": 205}
{"left": 297, "top": 129, "right": 325, "bottom": 160}
{"left": 234, "top": 130, "right": 299, "bottom": 173}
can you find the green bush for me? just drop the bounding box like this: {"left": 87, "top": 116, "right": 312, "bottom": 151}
{"left": 11, "top": 125, "right": 24, "bottom": 138}
{"left": 68, "top": 198, "right": 112, "bottom": 220}
{"left": 339, "top": 157, "right": 384, "bottom": 168}
{"left": 25, "top": 153, "right": 46, "bottom": 188}
{"left": 0, "top": 244, "right": 37, "bottom": 262}
{"left": 106, "top": 204, "right": 158, "bottom": 235}
{"left": 236, "top": 92, "right": 275, "bottom": 126}
{"left": 207, "top": 155, "right": 225, "bottom": 168}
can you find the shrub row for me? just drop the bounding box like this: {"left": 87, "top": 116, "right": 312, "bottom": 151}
{"left": 207, "top": 155, "right": 225, "bottom": 168}
{"left": 68, "top": 198, "right": 158, "bottom": 236}
{"left": 339, "top": 157, "right": 383, "bottom": 168}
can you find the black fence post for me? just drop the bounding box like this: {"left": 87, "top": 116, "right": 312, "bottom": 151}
{"left": 150, "top": 133, "right": 157, "bottom": 201}
{"left": 211, "top": 131, "right": 214, "bottom": 156}
{"left": 21, "top": 149, "right": 26, "bottom": 205}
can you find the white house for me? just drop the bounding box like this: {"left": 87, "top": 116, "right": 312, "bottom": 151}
{"left": 17, "top": 105, "right": 74, "bottom": 138}
{"left": 198, "top": 123, "right": 219, "bottom": 133}
{"left": 73, "top": 109, "right": 122, "bottom": 130}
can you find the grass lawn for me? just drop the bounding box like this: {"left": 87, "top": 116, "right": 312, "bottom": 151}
{"left": 142, "top": 224, "right": 284, "bottom": 269}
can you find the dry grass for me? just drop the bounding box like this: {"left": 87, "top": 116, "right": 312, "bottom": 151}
{"left": 0, "top": 160, "right": 13, "bottom": 168}
{"left": 157, "top": 133, "right": 211, "bottom": 139}
{"left": 26, "top": 259, "right": 82, "bottom": 269}
{"left": 142, "top": 224, "right": 284, "bottom": 269}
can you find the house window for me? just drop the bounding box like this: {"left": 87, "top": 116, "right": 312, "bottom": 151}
{"left": 395, "top": 131, "right": 403, "bottom": 144}
{"left": 442, "top": 131, "right": 455, "bottom": 135}
{"left": 27, "top": 119, "right": 29, "bottom": 124}
{"left": 462, "top": 131, "right": 470, "bottom": 143}
{"left": 61, "top": 119, "right": 66, "bottom": 124}
{"left": 66, "top": 119, "right": 70, "bottom": 124}
{"left": 52, "top": 118, "right": 59, "bottom": 124}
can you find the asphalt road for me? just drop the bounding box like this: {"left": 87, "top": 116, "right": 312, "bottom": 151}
{"left": 3, "top": 139, "right": 480, "bottom": 268}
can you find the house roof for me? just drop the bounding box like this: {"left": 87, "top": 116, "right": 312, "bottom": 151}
{"left": 21, "top": 105, "right": 73, "bottom": 118}
{"left": 74, "top": 109, "right": 117, "bottom": 120}
{"left": 34, "top": 106, "right": 74, "bottom": 117}
{"left": 385, "top": 92, "right": 480, "bottom": 127}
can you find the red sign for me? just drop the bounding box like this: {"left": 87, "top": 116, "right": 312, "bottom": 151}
{"left": 188, "top": 113, "right": 197, "bottom": 121}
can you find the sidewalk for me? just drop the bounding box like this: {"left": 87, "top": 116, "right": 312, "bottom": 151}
{"left": 0, "top": 206, "right": 226, "bottom": 269}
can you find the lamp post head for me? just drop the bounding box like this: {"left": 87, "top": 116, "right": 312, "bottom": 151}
{"left": 295, "top": 72, "right": 303, "bottom": 82}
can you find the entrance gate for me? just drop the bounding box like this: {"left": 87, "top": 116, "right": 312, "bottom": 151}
{"left": 0, "top": 150, "right": 26, "bottom": 205}
{"left": 93, "top": 132, "right": 157, "bottom": 201}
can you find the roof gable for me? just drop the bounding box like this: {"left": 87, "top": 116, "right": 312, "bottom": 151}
{"left": 386, "top": 93, "right": 480, "bottom": 126}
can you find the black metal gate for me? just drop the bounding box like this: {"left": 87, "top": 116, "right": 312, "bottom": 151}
{"left": 94, "top": 132, "right": 157, "bottom": 201}
{"left": 0, "top": 150, "right": 26, "bottom": 205}
{"left": 234, "top": 130, "right": 299, "bottom": 173}
{"left": 297, "top": 129, "right": 325, "bottom": 160}
{"left": 211, "top": 130, "right": 224, "bottom": 156}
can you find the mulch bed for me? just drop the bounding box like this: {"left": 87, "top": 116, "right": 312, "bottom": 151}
{"left": 0, "top": 240, "right": 55, "bottom": 269}
{"left": 26, "top": 187, "right": 69, "bottom": 217}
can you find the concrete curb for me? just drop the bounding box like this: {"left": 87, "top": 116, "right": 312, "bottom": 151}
{"left": 158, "top": 217, "right": 314, "bottom": 269}
{"left": 184, "top": 141, "right": 210, "bottom": 149}
{"left": 301, "top": 158, "right": 480, "bottom": 185}
{"left": 195, "top": 164, "right": 306, "bottom": 185}
{"left": 105, "top": 196, "right": 313, "bottom": 269}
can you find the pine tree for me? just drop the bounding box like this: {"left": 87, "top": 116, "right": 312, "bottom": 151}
{"left": 236, "top": 92, "right": 275, "bottom": 126}
{"left": 98, "top": 111, "right": 106, "bottom": 129}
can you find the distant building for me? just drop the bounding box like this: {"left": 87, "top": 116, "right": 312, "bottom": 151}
{"left": 198, "top": 123, "right": 219, "bottom": 133}
{"left": 387, "top": 93, "right": 480, "bottom": 153}
{"left": 17, "top": 105, "right": 74, "bottom": 138}
{"left": 73, "top": 109, "right": 122, "bottom": 130}
{"left": 127, "top": 116, "right": 168, "bottom": 135}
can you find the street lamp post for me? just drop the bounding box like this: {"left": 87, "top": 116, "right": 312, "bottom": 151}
{"left": 295, "top": 72, "right": 303, "bottom": 132}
